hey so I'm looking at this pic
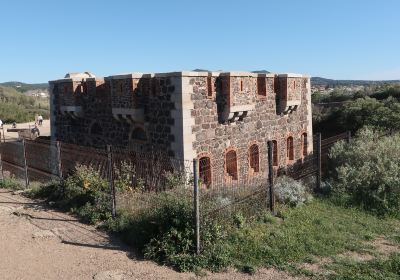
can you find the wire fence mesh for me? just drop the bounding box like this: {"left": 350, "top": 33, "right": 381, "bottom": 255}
{"left": 0, "top": 132, "right": 352, "bottom": 253}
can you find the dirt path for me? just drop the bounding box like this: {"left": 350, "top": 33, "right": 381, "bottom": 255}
{"left": 1, "top": 120, "right": 51, "bottom": 141}
{"left": 0, "top": 189, "right": 299, "bottom": 280}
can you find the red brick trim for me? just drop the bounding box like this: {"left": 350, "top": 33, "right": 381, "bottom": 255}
{"left": 300, "top": 130, "right": 308, "bottom": 159}
{"left": 285, "top": 133, "right": 295, "bottom": 165}
{"left": 197, "top": 152, "right": 212, "bottom": 188}
{"left": 247, "top": 141, "right": 261, "bottom": 176}
{"left": 224, "top": 146, "right": 239, "bottom": 183}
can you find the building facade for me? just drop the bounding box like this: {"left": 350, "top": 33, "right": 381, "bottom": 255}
{"left": 49, "top": 71, "right": 313, "bottom": 187}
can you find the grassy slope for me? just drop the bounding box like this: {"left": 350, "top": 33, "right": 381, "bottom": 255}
{"left": 222, "top": 199, "right": 400, "bottom": 277}
{"left": 0, "top": 85, "right": 49, "bottom": 123}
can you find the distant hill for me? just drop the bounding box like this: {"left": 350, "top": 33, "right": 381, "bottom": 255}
{"left": 0, "top": 81, "right": 48, "bottom": 93}
{"left": 252, "top": 70, "right": 271, "bottom": 74}
{"left": 0, "top": 85, "right": 49, "bottom": 123}
{"left": 311, "top": 77, "right": 400, "bottom": 87}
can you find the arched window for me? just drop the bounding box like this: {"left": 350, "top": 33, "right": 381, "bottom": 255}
{"left": 249, "top": 144, "right": 259, "bottom": 173}
{"left": 131, "top": 127, "right": 147, "bottom": 141}
{"left": 90, "top": 123, "right": 102, "bottom": 135}
{"left": 272, "top": 140, "right": 278, "bottom": 166}
{"left": 301, "top": 133, "right": 308, "bottom": 157}
{"left": 199, "top": 156, "right": 211, "bottom": 188}
{"left": 287, "top": 136, "right": 294, "bottom": 161}
{"left": 225, "top": 150, "right": 238, "bottom": 180}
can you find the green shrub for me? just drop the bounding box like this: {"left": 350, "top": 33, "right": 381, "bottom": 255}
{"left": 0, "top": 176, "right": 24, "bottom": 190}
{"left": 29, "top": 165, "right": 111, "bottom": 224}
{"left": 329, "top": 127, "right": 400, "bottom": 217}
{"left": 275, "top": 176, "right": 312, "bottom": 207}
{"left": 61, "top": 165, "right": 110, "bottom": 223}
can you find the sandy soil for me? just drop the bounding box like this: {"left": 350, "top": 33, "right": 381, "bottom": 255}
{"left": 1, "top": 120, "right": 51, "bottom": 141}
{"left": 0, "top": 189, "right": 299, "bottom": 280}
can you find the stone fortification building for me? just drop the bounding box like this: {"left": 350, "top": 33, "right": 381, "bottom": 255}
{"left": 49, "top": 70, "right": 313, "bottom": 187}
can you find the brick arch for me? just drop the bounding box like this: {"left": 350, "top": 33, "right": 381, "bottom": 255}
{"left": 197, "top": 152, "right": 212, "bottom": 188}
{"left": 300, "top": 131, "right": 308, "bottom": 157}
{"left": 129, "top": 124, "right": 147, "bottom": 142}
{"left": 224, "top": 147, "right": 238, "bottom": 182}
{"left": 286, "top": 134, "right": 295, "bottom": 162}
{"left": 271, "top": 139, "right": 279, "bottom": 167}
{"left": 247, "top": 141, "right": 260, "bottom": 175}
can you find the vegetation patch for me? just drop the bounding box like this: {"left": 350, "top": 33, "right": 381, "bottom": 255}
{"left": 0, "top": 85, "right": 49, "bottom": 123}
{"left": 328, "top": 128, "right": 400, "bottom": 217}
{"left": 324, "top": 253, "right": 400, "bottom": 280}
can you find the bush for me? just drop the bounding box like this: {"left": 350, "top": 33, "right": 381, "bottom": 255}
{"left": 62, "top": 165, "right": 111, "bottom": 223}
{"left": 106, "top": 188, "right": 228, "bottom": 272}
{"left": 274, "top": 176, "right": 311, "bottom": 207}
{"left": 329, "top": 127, "right": 400, "bottom": 217}
{"left": 30, "top": 165, "right": 111, "bottom": 224}
{"left": 0, "top": 176, "right": 24, "bottom": 190}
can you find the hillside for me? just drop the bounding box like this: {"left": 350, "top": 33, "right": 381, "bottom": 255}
{"left": 0, "top": 85, "right": 49, "bottom": 123}
{"left": 311, "top": 77, "right": 400, "bottom": 87}
{"left": 0, "top": 81, "right": 48, "bottom": 93}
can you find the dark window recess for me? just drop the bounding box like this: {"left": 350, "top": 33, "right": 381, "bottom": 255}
{"left": 249, "top": 144, "right": 260, "bottom": 172}
{"left": 287, "top": 136, "right": 294, "bottom": 160}
{"left": 257, "top": 77, "right": 266, "bottom": 96}
{"left": 226, "top": 150, "right": 238, "bottom": 180}
{"left": 302, "top": 133, "right": 308, "bottom": 156}
{"left": 272, "top": 140, "right": 278, "bottom": 166}
{"left": 207, "top": 76, "right": 213, "bottom": 97}
{"left": 90, "top": 123, "right": 102, "bottom": 135}
{"left": 131, "top": 127, "right": 147, "bottom": 141}
{"left": 199, "top": 156, "right": 212, "bottom": 187}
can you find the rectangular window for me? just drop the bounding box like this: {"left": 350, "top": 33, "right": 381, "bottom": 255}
{"left": 207, "top": 76, "right": 213, "bottom": 98}
{"left": 257, "top": 77, "right": 266, "bottom": 97}
{"left": 272, "top": 140, "right": 278, "bottom": 166}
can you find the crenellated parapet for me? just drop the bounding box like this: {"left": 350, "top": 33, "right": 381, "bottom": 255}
{"left": 49, "top": 70, "right": 312, "bottom": 172}
{"left": 275, "top": 73, "right": 309, "bottom": 115}
{"left": 219, "top": 72, "right": 258, "bottom": 122}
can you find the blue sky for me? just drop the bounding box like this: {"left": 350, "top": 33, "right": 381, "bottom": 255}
{"left": 0, "top": 0, "right": 399, "bottom": 83}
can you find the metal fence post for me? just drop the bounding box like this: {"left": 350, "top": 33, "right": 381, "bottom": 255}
{"left": 316, "top": 133, "right": 322, "bottom": 191}
{"left": 193, "top": 158, "right": 200, "bottom": 255}
{"left": 347, "top": 131, "right": 351, "bottom": 143}
{"left": 56, "top": 141, "right": 64, "bottom": 196}
{"left": 0, "top": 154, "right": 4, "bottom": 181}
{"left": 22, "top": 138, "right": 29, "bottom": 188}
{"left": 107, "top": 145, "right": 116, "bottom": 219}
{"left": 267, "top": 141, "right": 275, "bottom": 215}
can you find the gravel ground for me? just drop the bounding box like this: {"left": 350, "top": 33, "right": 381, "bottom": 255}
{"left": 0, "top": 189, "right": 300, "bottom": 280}
{"left": 1, "top": 120, "right": 51, "bottom": 141}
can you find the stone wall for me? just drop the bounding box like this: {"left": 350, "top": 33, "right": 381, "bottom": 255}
{"left": 50, "top": 75, "right": 182, "bottom": 158}
{"left": 50, "top": 71, "right": 313, "bottom": 187}
{"left": 187, "top": 73, "right": 312, "bottom": 187}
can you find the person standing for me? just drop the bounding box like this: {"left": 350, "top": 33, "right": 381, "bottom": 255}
{"left": 38, "top": 115, "right": 43, "bottom": 126}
